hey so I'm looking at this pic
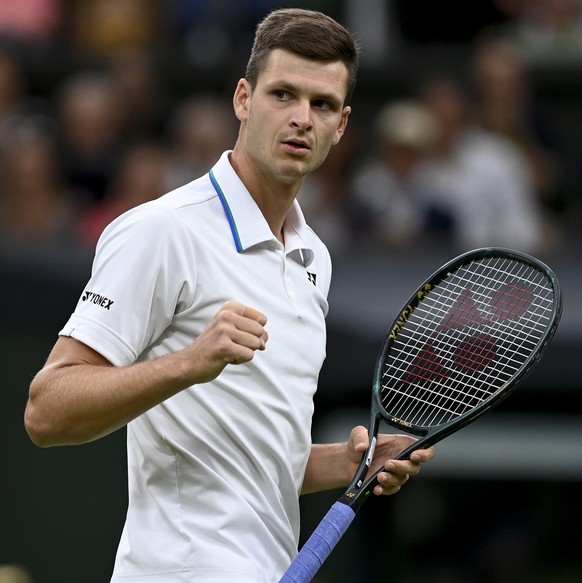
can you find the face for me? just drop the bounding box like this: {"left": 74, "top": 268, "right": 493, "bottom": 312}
{"left": 233, "top": 49, "right": 351, "bottom": 188}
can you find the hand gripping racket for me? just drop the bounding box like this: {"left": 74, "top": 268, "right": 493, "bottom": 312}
{"left": 280, "top": 247, "right": 562, "bottom": 583}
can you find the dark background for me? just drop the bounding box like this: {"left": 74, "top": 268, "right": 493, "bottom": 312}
{"left": 2, "top": 248, "right": 580, "bottom": 583}
{"left": 2, "top": 1, "right": 582, "bottom": 581}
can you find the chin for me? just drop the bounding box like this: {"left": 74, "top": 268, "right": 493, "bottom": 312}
{"left": 276, "top": 161, "right": 311, "bottom": 182}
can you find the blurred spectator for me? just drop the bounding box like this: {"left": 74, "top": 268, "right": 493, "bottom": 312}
{"left": 0, "top": 0, "right": 61, "bottom": 45}
{"left": 471, "top": 34, "right": 564, "bottom": 243}
{"left": 0, "top": 565, "right": 33, "bottom": 583}
{"left": 472, "top": 35, "right": 557, "bottom": 195}
{"left": 67, "top": 0, "right": 164, "bottom": 58}
{"left": 0, "top": 115, "right": 75, "bottom": 251}
{"left": 496, "top": 0, "right": 582, "bottom": 66}
{"left": 163, "top": 94, "right": 238, "bottom": 191}
{"left": 169, "top": 1, "right": 243, "bottom": 70}
{"left": 0, "top": 47, "right": 30, "bottom": 124}
{"left": 298, "top": 121, "right": 362, "bottom": 255}
{"left": 76, "top": 141, "right": 167, "bottom": 249}
{"left": 107, "top": 49, "right": 168, "bottom": 141}
{"left": 415, "top": 75, "right": 545, "bottom": 253}
{"left": 168, "top": 1, "right": 285, "bottom": 72}
{"left": 56, "top": 71, "right": 124, "bottom": 205}
{"left": 349, "top": 101, "right": 439, "bottom": 251}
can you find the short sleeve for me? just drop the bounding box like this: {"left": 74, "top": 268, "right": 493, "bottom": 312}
{"left": 60, "top": 203, "right": 196, "bottom": 366}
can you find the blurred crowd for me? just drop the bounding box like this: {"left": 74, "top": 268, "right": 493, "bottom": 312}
{"left": 0, "top": 0, "right": 581, "bottom": 261}
{"left": 2, "top": 4, "right": 582, "bottom": 582}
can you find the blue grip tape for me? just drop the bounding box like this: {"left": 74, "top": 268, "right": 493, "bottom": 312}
{"left": 279, "top": 501, "right": 356, "bottom": 583}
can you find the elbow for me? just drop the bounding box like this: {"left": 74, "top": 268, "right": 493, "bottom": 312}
{"left": 24, "top": 404, "right": 95, "bottom": 447}
{"left": 25, "top": 376, "right": 104, "bottom": 447}
{"left": 24, "top": 400, "right": 57, "bottom": 448}
{"left": 24, "top": 377, "right": 64, "bottom": 448}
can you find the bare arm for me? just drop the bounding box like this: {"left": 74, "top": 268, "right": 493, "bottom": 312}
{"left": 24, "top": 301, "right": 268, "bottom": 447}
{"left": 301, "top": 426, "right": 434, "bottom": 496}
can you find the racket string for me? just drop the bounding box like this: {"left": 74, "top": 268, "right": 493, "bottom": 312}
{"left": 379, "top": 256, "right": 556, "bottom": 428}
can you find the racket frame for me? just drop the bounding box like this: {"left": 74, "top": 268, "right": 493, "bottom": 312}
{"left": 339, "top": 247, "right": 562, "bottom": 512}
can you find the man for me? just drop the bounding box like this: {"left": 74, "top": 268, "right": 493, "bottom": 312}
{"left": 25, "top": 8, "right": 434, "bottom": 583}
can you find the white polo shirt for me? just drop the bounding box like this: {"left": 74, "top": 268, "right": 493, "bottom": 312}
{"left": 60, "top": 151, "right": 332, "bottom": 583}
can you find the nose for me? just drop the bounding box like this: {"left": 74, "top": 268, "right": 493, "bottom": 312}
{"left": 290, "top": 100, "right": 313, "bottom": 131}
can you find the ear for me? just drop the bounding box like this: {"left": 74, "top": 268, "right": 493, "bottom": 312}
{"left": 332, "top": 105, "right": 351, "bottom": 146}
{"left": 233, "top": 78, "right": 252, "bottom": 123}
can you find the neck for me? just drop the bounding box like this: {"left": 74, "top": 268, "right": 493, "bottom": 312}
{"left": 229, "top": 148, "right": 302, "bottom": 244}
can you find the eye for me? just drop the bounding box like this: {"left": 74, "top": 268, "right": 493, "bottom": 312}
{"left": 313, "top": 99, "right": 333, "bottom": 112}
{"left": 274, "top": 89, "right": 291, "bottom": 101}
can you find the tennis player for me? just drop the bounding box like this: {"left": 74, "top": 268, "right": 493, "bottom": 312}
{"left": 25, "top": 8, "right": 434, "bottom": 583}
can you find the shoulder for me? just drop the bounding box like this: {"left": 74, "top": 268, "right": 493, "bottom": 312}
{"left": 99, "top": 174, "right": 218, "bottom": 242}
{"left": 156, "top": 172, "right": 217, "bottom": 210}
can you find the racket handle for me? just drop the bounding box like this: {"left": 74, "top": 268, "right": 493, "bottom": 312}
{"left": 279, "top": 501, "right": 356, "bottom": 583}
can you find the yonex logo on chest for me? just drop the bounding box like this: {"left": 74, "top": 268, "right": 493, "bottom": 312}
{"left": 82, "top": 290, "right": 114, "bottom": 310}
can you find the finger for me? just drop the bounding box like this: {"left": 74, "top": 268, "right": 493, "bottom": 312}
{"left": 228, "top": 303, "right": 269, "bottom": 346}
{"left": 385, "top": 459, "right": 422, "bottom": 477}
{"left": 233, "top": 315, "right": 268, "bottom": 338}
{"left": 217, "top": 303, "right": 268, "bottom": 348}
{"left": 379, "top": 465, "right": 411, "bottom": 484}
{"left": 225, "top": 347, "right": 254, "bottom": 365}
{"left": 235, "top": 319, "right": 268, "bottom": 351}
{"left": 410, "top": 447, "right": 436, "bottom": 463}
{"left": 223, "top": 300, "right": 267, "bottom": 326}
{"left": 230, "top": 327, "right": 268, "bottom": 353}
{"left": 373, "top": 471, "right": 407, "bottom": 496}
{"left": 374, "top": 484, "right": 401, "bottom": 496}
{"left": 241, "top": 305, "right": 268, "bottom": 326}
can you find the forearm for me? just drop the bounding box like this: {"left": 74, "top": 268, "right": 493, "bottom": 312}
{"left": 25, "top": 349, "right": 194, "bottom": 447}
{"left": 25, "top": 302, "right": 268, "bottom": 448}
{"left": 301, "top": 428, "right": 435, "bottom": 499}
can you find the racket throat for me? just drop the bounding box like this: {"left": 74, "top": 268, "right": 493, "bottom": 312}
{"left": 339, "top": 485, "right": 375, "bottom": 513}
{"left": 362, "top": 436, "right": 377, "bottom": 485}
{"left": 339, "top": 433, "right": 379, "bottom": 512}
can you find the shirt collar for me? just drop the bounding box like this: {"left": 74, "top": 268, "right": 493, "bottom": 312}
{"left": 209, "top": 151, "right": 314, "bottom": 267}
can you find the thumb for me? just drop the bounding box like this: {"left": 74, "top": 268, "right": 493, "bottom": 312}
{"left": 350, "top": 425, "right": 369, "bottom": 453}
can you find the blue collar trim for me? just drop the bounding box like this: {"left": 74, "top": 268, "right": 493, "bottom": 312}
{"left": 209, "top": 168, "right": 243, "bottom": 253}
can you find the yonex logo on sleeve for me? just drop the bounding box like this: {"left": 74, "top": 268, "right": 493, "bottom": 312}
{"left": 82, "top": 290, "right": 115, "bottom": 310}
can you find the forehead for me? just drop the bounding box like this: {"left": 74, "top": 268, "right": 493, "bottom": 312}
{"left": 257, "top": 48, "right": 349, "bottom": 101}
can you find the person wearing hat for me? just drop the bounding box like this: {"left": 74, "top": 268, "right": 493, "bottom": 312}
{"left": 351, "top": 100, "right": 439, "bottom": 249}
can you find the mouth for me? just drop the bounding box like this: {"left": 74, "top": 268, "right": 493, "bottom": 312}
{"left": 282, "top": 138, "right": 311, "bottom": 154}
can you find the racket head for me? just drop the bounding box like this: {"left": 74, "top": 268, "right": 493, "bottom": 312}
{"left": 372, "top": 247, "right": 562, "bottom": 444}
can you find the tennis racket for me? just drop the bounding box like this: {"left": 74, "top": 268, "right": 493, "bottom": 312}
{"left": 280, "top": 247, "right": 562, "bottom": 583}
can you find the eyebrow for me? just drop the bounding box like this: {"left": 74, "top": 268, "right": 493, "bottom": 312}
{"left": 265, "top": 78, "right": 344, "bottom": 107}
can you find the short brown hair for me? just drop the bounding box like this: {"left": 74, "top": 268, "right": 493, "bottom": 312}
{"left": 245, "top": 8, "right": 360, "bottom": 104}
